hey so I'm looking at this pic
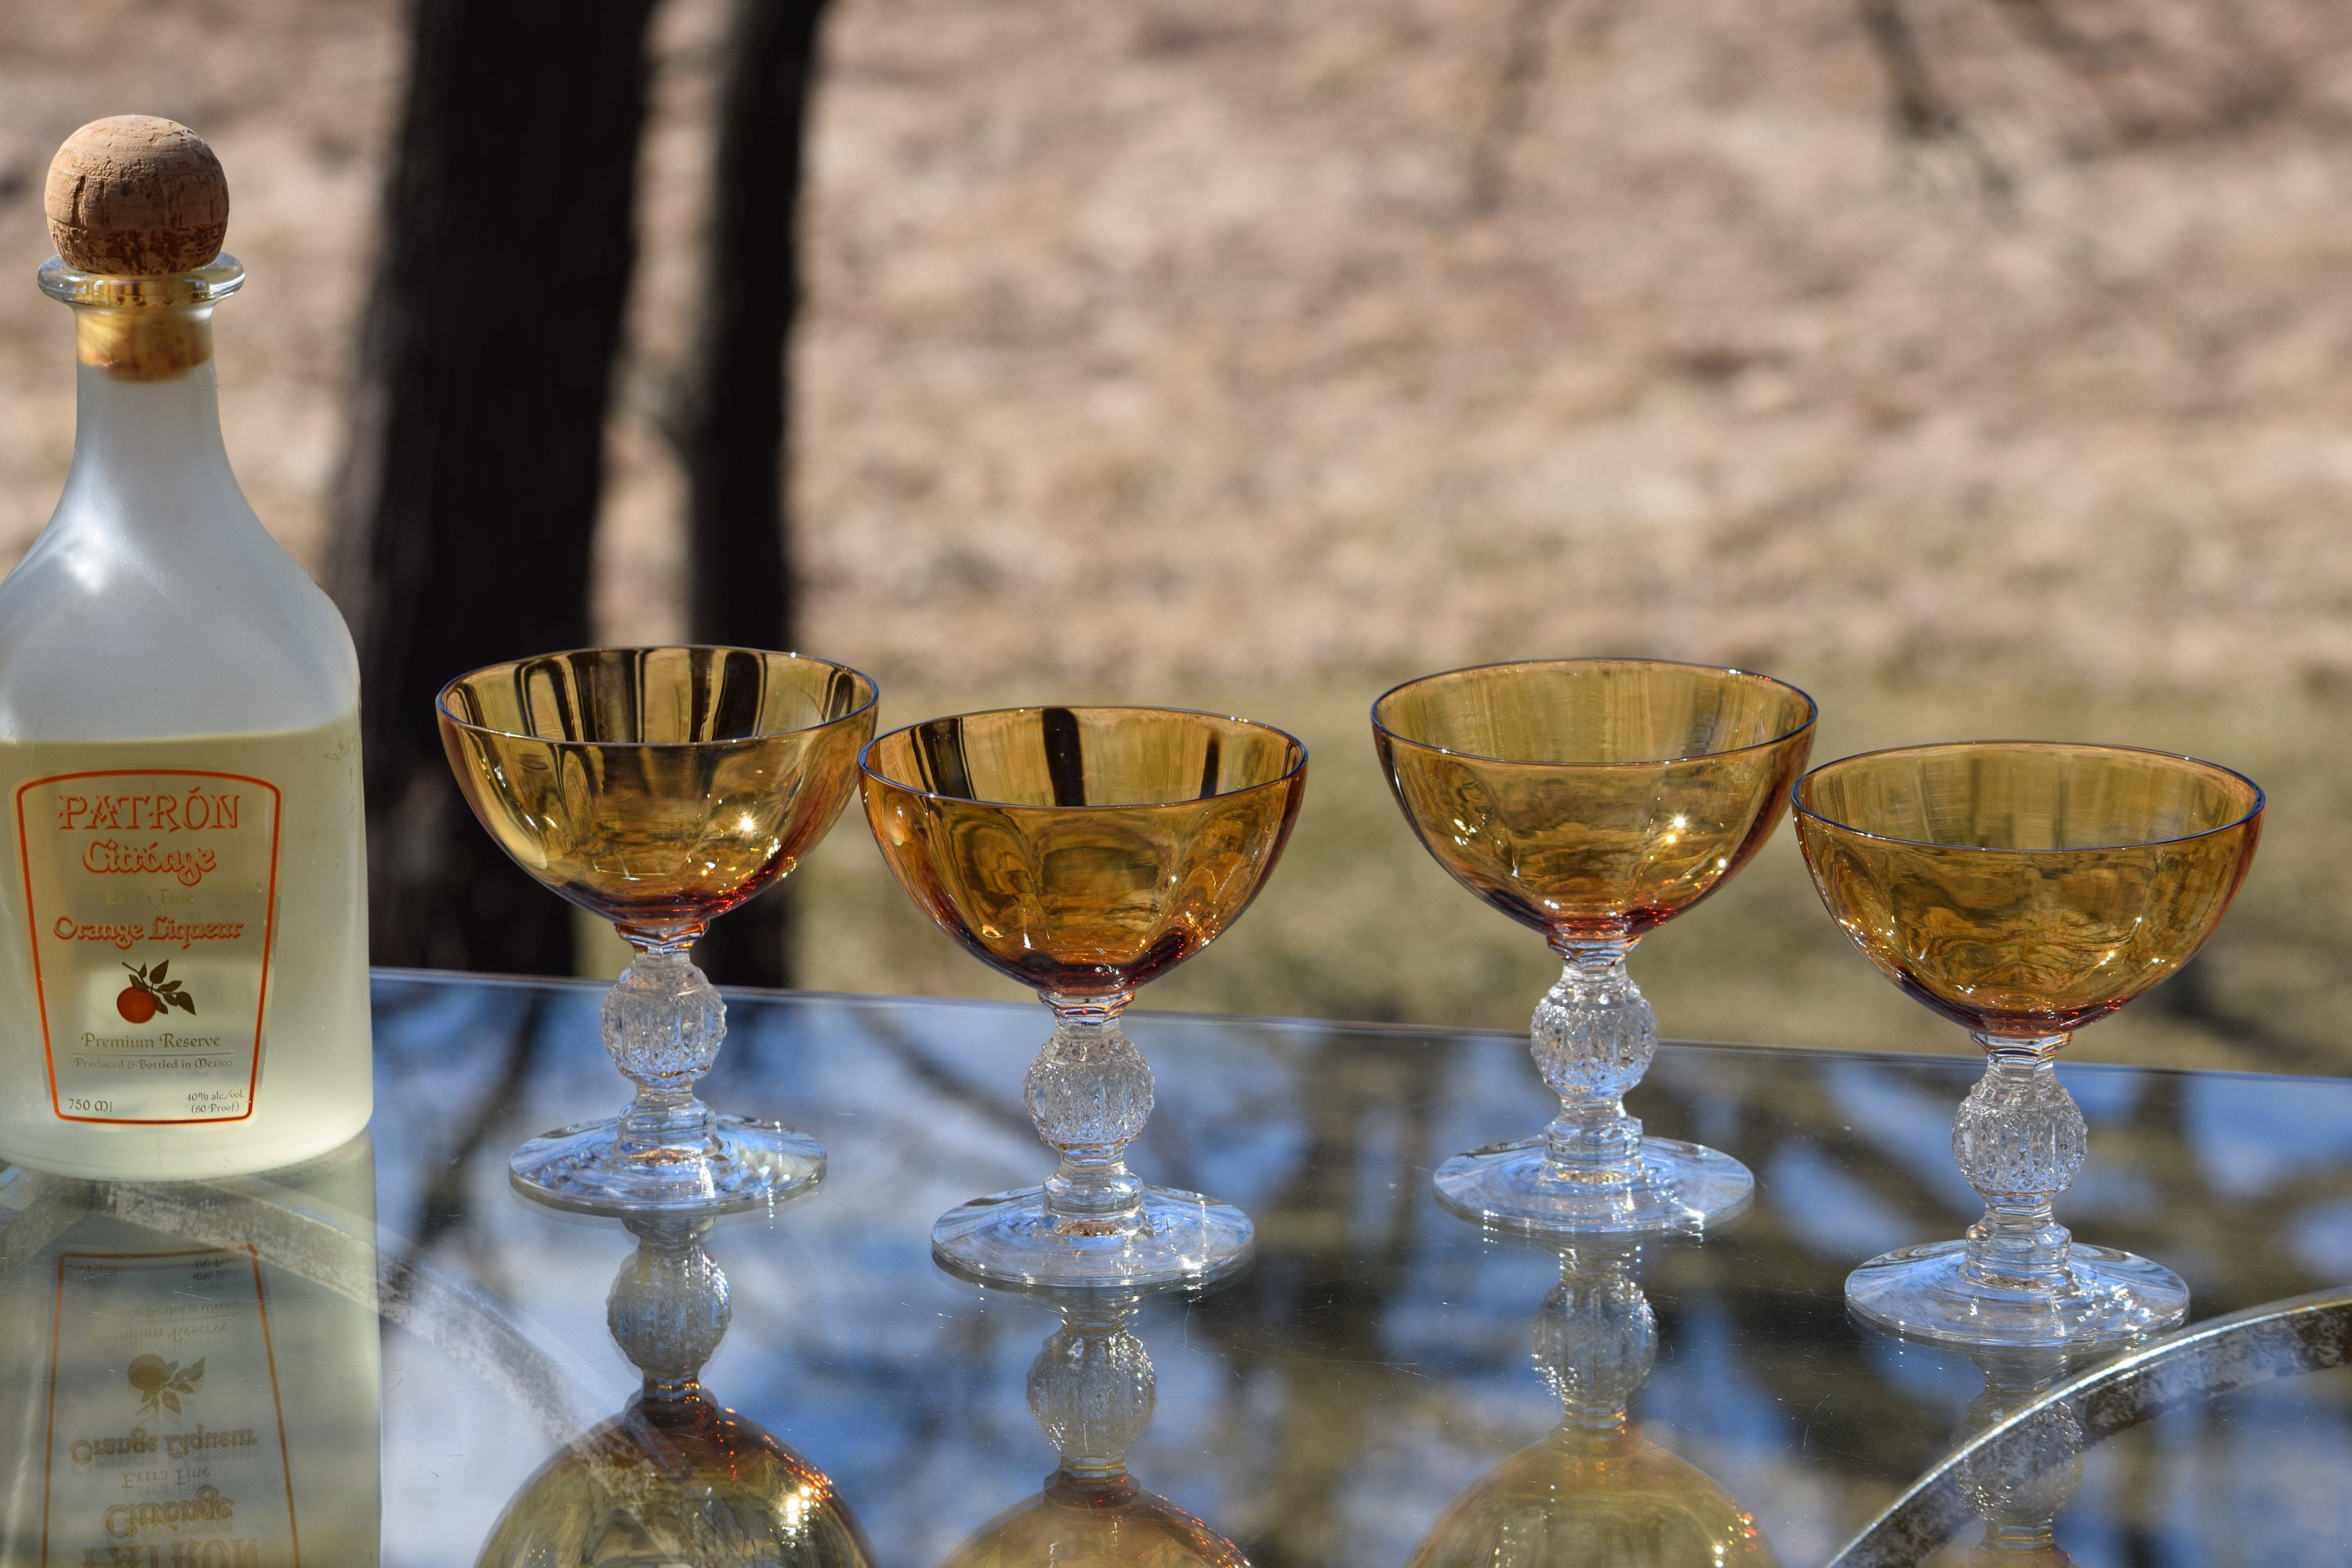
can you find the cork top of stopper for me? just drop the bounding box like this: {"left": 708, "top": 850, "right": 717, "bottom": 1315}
{"left": 45, "top": 116, "right": 229, "bottom": 277}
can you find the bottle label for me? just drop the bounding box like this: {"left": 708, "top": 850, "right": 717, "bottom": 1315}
{"left": 13, "top": 769, "right": 282, "bottom": 1124}
{"left": 39, "top": 1247, "right": 300, "bottom": 1567}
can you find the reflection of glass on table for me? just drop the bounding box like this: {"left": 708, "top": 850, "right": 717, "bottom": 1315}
{"left": 1410, "top": 1234, "right": 1780, "bottom": 1568}
{"left": 937, "top": 1287, "right": 1249, "bottom": 1568}
{"left": 476, "top": 1216, "right": 874, "bottom": 1567}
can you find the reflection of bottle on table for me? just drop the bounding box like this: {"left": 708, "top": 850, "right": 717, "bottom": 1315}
{"left": 0, "top": 1132, "right": 381, "bottom": 1565}
{"left": 938, "top": 1291, "right": 1248, "bottom": 1568}
{"left": 1410, "top": 1240, "right": 1780, "bottom": 1568}
{"left": 476, "top": 1218, "right": 872, "bottom": 1566}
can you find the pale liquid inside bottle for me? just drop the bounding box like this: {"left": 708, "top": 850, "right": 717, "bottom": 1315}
{"left": 0, "top": 719, "right": 369, "bottom": 1175}
{"left": 0, "top": 270, "right": 372, "bottom": 1178}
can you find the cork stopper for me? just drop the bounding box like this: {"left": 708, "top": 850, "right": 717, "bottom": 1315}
{"left": 45, "top": 116, "right": 228, "bottom": 276}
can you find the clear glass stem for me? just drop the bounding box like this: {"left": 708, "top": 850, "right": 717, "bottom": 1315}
{"left": 603, "top": 931, "right": 727, "bottom": 1165}
{"left": 1534, "top": 938, "right": 1658, "bottom": 1185}
{"left": 1025, "top": 993, "right": 1154, "bottom": 1235}
{"left": 1955, "top": 1037, "right": 2087, "bottom": 1295}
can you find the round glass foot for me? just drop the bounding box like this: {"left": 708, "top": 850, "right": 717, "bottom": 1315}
{"left": 509, "top": 1114, "right": 826, "bottom": 1217}
{"left": 1846, "top": 1238, "right": 2189, "bottom": 1349}
{"left": 931, "top": 1184, "right": 1254, "bottom": 1290}
{"left": 1432, "top": 1134, "right": 1753, "bottom": 1236}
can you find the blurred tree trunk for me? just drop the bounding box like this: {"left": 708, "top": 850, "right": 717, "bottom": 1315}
{"left": 670, "top": 0, "right": 835, "bottom": 989}
{"left": 332, "top": 0, "right": 657, "bottom": 973}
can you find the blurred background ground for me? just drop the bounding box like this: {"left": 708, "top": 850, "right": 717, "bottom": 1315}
{"left": 3, "top": 0, "right": 2350, "bottom": 1071}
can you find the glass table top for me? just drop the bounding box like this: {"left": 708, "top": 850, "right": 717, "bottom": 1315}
{"left": 5, "top": 969, "right": 2351, "bottom": 1566}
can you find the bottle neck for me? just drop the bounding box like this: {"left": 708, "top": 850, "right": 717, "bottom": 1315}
{"left": 63, "top": 324, "right": 242, "bottom": 522}
{"left": 76, "top": 299, "right": 213, "bottom": 382}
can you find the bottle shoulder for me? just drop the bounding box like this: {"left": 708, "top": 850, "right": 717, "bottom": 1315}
{"left": 0, "top": 499, "right": 358, "bottom": 741}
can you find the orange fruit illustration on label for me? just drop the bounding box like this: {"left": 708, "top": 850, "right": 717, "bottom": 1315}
{"left": 127, "top": 1352, "right": 204, "bottom": 1415}
{"left": 118, "top": 960, "right": 194, "bottom": 1023}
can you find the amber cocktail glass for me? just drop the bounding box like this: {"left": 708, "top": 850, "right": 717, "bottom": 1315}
{"left": 438, "top": 647, "right": 877, "bottom": 1214}
{"left": 1795, "top": 742, "right": 2263, "bottom": 1348}
{"left": 1374, "top": 659, "right": 1816, "bottom": 1235}
{"left": 861, "top": 706, "right": 1306, "bottom": 1288}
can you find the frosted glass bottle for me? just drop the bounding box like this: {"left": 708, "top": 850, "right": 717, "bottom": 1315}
{"left": 0, "top": 141, "right": 370, "bottom": 1177}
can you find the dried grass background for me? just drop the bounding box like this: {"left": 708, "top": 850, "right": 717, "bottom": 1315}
{"left": 5, "top": 0, "right": 2351, "bottom": 1069}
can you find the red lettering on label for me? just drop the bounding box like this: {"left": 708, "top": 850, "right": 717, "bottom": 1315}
{"left": 16, "top": 768, "right": 280, "bottom": 1127}
{"left": 78, "top": 840, "right": 216, "bottom": 887}
{"left": 52, "top": 917, "right": 144, "bottom": 949}
{"left": 47, "top": 792, "right": 241, "bottom": 834}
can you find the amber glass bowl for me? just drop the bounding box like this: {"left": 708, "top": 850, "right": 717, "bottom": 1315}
{"left": 437, "top": 647, "right": 877, "bottom": 1216}
{"left": 1374, "top": 659, "right": 1817, "bottom": 941}
{"left": 1794, "top": 742, "right": 2263, "bottom": 1039}
{"left": 438, "top": 646, "right": 875, "bottom": 940}
{"left": 1374, "top": 659, "right": 1815, "bottom": 1236}
{"left": 861, "top": 706, "right": 1306, "bottom": 997}
{"left": 861, "top": 706, "right": 1306, "bottom": 1289}
{"left": 1795, "top": 741, "right": 2263, "bottom": 1348}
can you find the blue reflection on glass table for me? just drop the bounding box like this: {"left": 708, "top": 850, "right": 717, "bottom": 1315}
{"left": 2185, "top": 1071, "right": 2352, "bottom": 1199}
{"left": 12, "top": 971, "right": 2350, "bottom": 1568}
{"left": 359, "top": 977, "right": 2352, "bottom": 1567}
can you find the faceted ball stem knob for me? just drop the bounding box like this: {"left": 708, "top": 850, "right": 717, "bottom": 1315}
{"left": 1433, "top": 934, "right": 1751, "bottom": 1235}
{"left": 931, "top": 988, "right": 1250, "bottom": 1287}
{"left": 1027, "top": 1298, "right": 1155, "bottom": 1481}
{"left": 604, "top": 944, "right": 727, "bottom": 1164}
{"left": 1535, "top": 939, "right": 1659, "bottom": 1183}
{"left": 509, "top": 935, "right": 824, "bottom": 1215}
{"left": 1848, "top": 1032, "right": 2184, "bottom": 1346}
{"left": 1953, "top": 1040, "right": 2088, "bottom": 1295}
{"left": 1026, "top": 994, "right": 1155, "bottom": 1236}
